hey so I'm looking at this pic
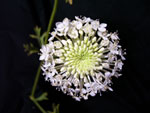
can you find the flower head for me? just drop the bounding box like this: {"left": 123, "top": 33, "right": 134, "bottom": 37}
{"left": 40, "top": 16, "right": 126, "bottom": 101}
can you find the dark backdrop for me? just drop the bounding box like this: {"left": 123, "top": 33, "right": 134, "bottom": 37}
{"left": 0, "top": 0, "right": 150, "bottom": 113}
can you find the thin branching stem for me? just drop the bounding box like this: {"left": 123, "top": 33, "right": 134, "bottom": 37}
{"left": 30, "top": 62, "right": 47, "bottom": 113}
{"left": 31, "top": 63, "right": 42, "bottom": 97}
{"left": 45, "top": 0, "right": 58, "bottom": 44}
{"left": 30, "top": 0, "right": 58, "bottom": 113}
{"left": 30, "top": 96, "right": 47, "bottom": 113}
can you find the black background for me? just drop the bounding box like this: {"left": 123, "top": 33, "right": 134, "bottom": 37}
{"left": 0, "top": 0, "right": 150, "bottom": 113}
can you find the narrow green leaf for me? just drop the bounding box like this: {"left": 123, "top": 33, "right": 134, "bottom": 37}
{"left": 34, "top": 26, "right": 41, "bottom": 38}
{"left": 23, "top": 43, "right": 39, "bottom": 56}
{"left": 29, "top": 34, "right": 38, "bottom": 39}
{"left": 35, "top": 92, "right": 48, "bottom": 102}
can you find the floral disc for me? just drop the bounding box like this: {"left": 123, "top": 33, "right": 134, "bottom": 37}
{"left": 39, "top": 16, "right": 126, "bottom": 101}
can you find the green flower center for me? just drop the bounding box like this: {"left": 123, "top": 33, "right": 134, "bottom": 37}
{"left": 58, "top": 37, "right": 103, "bottom": 78}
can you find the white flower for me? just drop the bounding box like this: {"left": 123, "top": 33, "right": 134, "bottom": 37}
{"left": 54, "top": 41, "right": 62, "bottom": 48}
{"left": 102, "top": 63, "right": 110, "bottom": 68}
{"left": 111, "top": 33, "right": 119, "bottom": 41}
{"left": 68, "top": 27, "right": 78, "bottom": 39}
{"left": 48, "top": 31, "right": 57, "bottom": 41}
{"left": 105, "top": 72, "right": 111, "bottom": 77}
{"left": 55, "top": 59, "right": 64, "bottom": 64}
{"left": 54, "top": 49, "right": 63, "bottom": 57}
{"left": 98, "top": 23, "right": 107, "bottom": 32}
{"left": 107, "top": 52, "right": 116, "bottom": 62}
{"left": 40, "top": 16, "right": 126, "bottom": 101}
{"left": 100, "top": 39, "right": 110, "bottom": 46}
{"left": 109, "top": 42, "right": 119, "bottom": 54}
{"left": 83, "top": 17, "right": 92, "bottom": 23}
{"left": 82, "top": 23, "right": 94, "bottom": 36}
{"left": 115, "top": 60, "right": 123, "bottom": 70}
{"left": 71, "top": 20, "right": 82, "bottom": 29}
{"left": 56, "top": 18, "right": 69, "bottom": 36}
{"left": 91, "top": 20, "right": 100, "bottom": 30}
{"left": 39, "top": 43, "right": 54, "bottom": 61}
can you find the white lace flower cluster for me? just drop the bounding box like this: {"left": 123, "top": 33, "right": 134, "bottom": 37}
{"left": 39, "top": 16, "right": 126, "bottom": 101}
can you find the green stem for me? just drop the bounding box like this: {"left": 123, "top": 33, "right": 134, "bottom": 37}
{"left": 31, "top": 62, "right": 42, "bottom": 97}
{"left": 30, "top": 0, "right": 58, "bottom": 112}
{"left": 30, "top": 62, "right": 47, "bottom": 113}
{"left": 30, "top": 96, "right": 47, "bottom": 113}
{"left": 45, "top": 0, "right": 58, "bottom": 44}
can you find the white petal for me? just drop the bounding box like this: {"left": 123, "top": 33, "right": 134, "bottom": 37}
{"left": 105, "top": 72, "right": 111, "bottom": 77}
{"left": 74, "top": 97, "right": 81, "bottom": 101}
{"left": 39, "top": 54, "right": 45, "bottom": 60}
{"left": 68, "top": 27, "right": 78, "bottom": 39}
{"left": 61, "top": 40, "right": 67, "bottom": 46}
{"left": 91, "top": 20, "right": 100, "bottom": 30}
{"left": 54, "top": 41, "right": 62, "bottom": 48}
{"left": 100, "top": 23, "right": 107, "bottom": 27}
{"left": 63, "top": 18, "right": 69, "bottom": 26}
{"left": 84, "top": 83, "right": 91, "bottom": 87}
{"left": 56, "top": 22, "right": 64, "bottom": 31}
{"left": 55, "top": 59, "right": 64, "bottom": 64}
{"left": 100, "top": 39, "right": 109, "bottom": 46}
{"left": 76, "top": 21, "right": 82, "bottom": 29}
{"left": 102, "top": 63, "right": 109, "bottom": 68}
{"left": 98, "top": 27, "right": 106, "bottom": 32}
{"left": 90, "top": 91, "right": 96, "bottom": 96}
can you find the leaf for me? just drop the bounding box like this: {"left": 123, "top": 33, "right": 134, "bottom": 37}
{"left": 47, "top": 104, "right": 60, "bottom": 113}
{"left": 34, "top": 26, "right": 41, "bottom": 38}
{"left": 29, "top": 26, "right": 41, "bottom": 39}
{"left": 35, "top": 92, "right": 48, "bottom": 102}
{"left": 29, "top": 34, "right": 38, "bottom": 39}
{"left": 23, "top": 26, "right": 47, "bottom": 55}
{"left": 52, "top": 104, "right": 60, "bottom": 113}
{"left": 28, "top": 50, "right": 39, "bottom": 56}
{"left": 29, "top": 26, "right": 47, "bottom": 46}
{"left": 23, "top": 43, "right": 39, "bottom": 56}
